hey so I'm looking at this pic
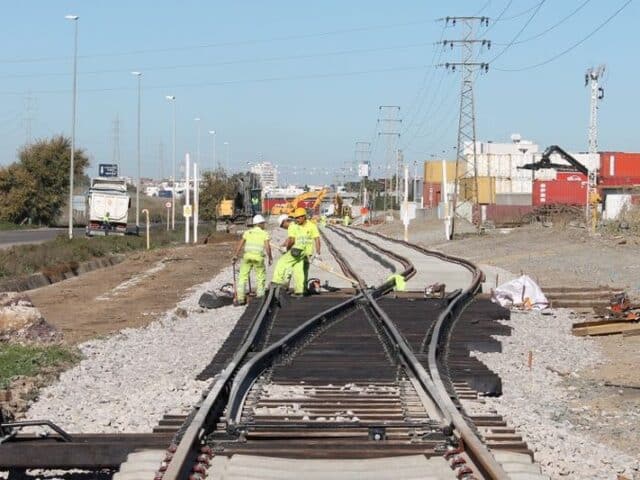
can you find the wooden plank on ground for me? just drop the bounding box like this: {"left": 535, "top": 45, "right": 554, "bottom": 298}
{"left": 573, "top": 316, "right": 640, "bottom": 329}
{"left": 573, "top": 322, "right": 640, "bottom": 337}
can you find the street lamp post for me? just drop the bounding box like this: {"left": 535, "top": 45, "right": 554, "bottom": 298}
{"left": 65, "top": 14, "right": 79, "bottom": 240}
{"left": 208, "top": 130, "right": 216, "bottom": 172}
{"left": 165, "top": 95, "right": 176, "bottom": 229}
{"left": 132, "top": 72, "right": 142, "bottom": 230}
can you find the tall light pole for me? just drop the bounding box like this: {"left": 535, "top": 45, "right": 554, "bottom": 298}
{"left": 165, "top": 95, "right": 176, "bottom": 229}
{"left": 208, "top": 130, "right": 216, "bottom": 172}
{"left": 194, "top": 117, "right": 201, "bottom": 170}
{"left": 224, "top": 141, "right": 230, "bottom": 173}
{"left": 132, "top": 71, "right": 142, "bottom": 229}
{"left": 65, "top": 14, "right": 79, "bottom": 240}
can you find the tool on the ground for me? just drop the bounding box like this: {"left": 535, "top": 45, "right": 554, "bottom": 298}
{"left": 610, "top": 292, "right": 631, "bottom": 313}
{"left": 424, "top": 283, "right": 445, "bottom": 299}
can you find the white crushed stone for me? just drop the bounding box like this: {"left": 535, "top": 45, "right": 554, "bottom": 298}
{"left": 473, "top": 309, "right": 640, "bottom": 479}
{"left": 25, "top": 266, "right": 245, "bottom": 433}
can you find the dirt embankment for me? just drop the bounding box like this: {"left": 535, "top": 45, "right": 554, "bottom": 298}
{"left": 28, "top": 235, "right": 236, "bottom": 344}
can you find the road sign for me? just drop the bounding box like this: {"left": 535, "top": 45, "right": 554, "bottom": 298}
{"left": 98, "top": 164, "right": 119, "bottom": 177}
{"left": 165, "top": 201, "right": 172, "bottom": 209}
{"left": 183, "top": 205, "right": 193, "bottom": 218}
{"left": 358, "top": 162, "right": 369, "bottom": 177}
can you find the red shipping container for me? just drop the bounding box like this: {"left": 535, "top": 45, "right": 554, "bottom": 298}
{"left": 600, "top": 152, "right": 640, "bottom": 179}
{"left": 533, "top": 172, "right": 587, "bottom": 206}
{"left": 422, "top": 182, "right": 441, "bottom": 208}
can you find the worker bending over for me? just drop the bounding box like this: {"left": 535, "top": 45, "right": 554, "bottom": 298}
{"left": 272, "top": 208, "right": 321, "bottom": 296}
{"left": 232, "top": 214, "right": 272, "bottom": 305}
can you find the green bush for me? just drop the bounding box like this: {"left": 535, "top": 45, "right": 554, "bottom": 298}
{"left": 0, "top": 344, "right": 79, "bottom": 388}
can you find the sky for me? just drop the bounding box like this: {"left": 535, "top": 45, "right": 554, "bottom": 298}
{"left": 0, "top": 0, "right": 637, "bottom": 185}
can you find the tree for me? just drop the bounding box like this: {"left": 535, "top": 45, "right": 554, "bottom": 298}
{"left": 198, "top": 168, "right": 238, "bottom": 221}
{"left": 0, "top": 136, "right": 89, "bottom": 225}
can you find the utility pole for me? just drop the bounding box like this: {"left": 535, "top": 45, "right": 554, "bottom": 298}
{"left": 378, "top": 106, "right": 401, "bottom": 212}
{"left": 585, "top": 65, "right": 605, "bottom": 230}
{"left": 438, "top": 16, "right": 490, "bottom": 238}
{"left": 159, "top": 141, "right": 165, "bottom": 181}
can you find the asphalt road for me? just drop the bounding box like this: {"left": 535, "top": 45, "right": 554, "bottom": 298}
{"left": 0, "top": 228, "right": 86, "bottom": 249}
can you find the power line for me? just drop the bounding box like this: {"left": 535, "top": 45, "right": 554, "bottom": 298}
{"left": 500, "top": 1, "right": 547, "bottom": 21}
{"left": 0, "top": 19, "right": 434, "bottom": 65}
{"left": 494, "top": 0, "right": 593, "bottom": 46}
{"left": 0, "top": 42, "right": 433, "bottom": 80}
{"left": 487, "top": 0, "right": 547, "bottom": 63}
{"left": 0, "top": 63, "right": 432, "bottom": 96}
{"left": 400, "top": 25, "right": 448, "bottom": 135}
{"left": 484, "top": 0, "right": 514, "bottom": 34}
{"left": 495, "top": 0, "right": 632, "bottom": 72}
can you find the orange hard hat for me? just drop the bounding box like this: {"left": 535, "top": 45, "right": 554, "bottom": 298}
{"left": 292, "top": 207, "right": 307, "bottom": 218}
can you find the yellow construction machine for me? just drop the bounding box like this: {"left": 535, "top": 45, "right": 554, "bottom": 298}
{"left": 270, "top": 188, "right": 328, "bottom": 216}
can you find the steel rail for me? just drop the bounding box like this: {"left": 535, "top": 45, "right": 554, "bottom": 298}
{"left": 346, "top": 226, "right": 509, "bottom": 480}
{"left": 162, "top": 288, "right": 278, "bottom": 480}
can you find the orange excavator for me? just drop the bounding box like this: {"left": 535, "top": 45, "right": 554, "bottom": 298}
{"left": 270, "top": 188, "right": 328, "bottom": 216}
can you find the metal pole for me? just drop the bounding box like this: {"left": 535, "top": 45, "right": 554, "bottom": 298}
{"left": 133, "top": 72, "right": 142, "bottom": 229}
{"left": 185, "top": 153, "right": 190, "bottom": 244}
{"left": 193, "top": 163, "right": 199, "bottom": 244}
{"left": 403, "top": 165, "right": 409, "bottom": 241}
{"left": 172, "top": 100, "right": 176, "bottom": 230}
{"left": 66, "top": 15, "right": 79, "bottom": 240}
{"left": 142, "top": 209, "right": 150, "bottom": 249}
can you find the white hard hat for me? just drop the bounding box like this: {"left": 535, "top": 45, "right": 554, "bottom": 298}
{"left": 277, "top": 214, "right": 289, "bottom": 226}
{"left": 252, "top": 214, "right": 266, "bottom": 224}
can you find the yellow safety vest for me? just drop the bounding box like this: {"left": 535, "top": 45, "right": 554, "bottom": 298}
{"left": 243, "top": 227, "right": 269, "bottom": 258}
{"left": 288, "top": 221, "right": 319, "bottom": 256}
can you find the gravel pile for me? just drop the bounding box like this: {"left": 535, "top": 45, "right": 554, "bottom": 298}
{"left": 26, "top": 266, "right": 245, "bottom": 433}
{"left": 473, "top": 309, "right": 640, "bottom": 479}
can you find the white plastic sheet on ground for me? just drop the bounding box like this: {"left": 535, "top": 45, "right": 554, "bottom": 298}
{"left": 491, "top": 274, "right": 549, "bottom": 310}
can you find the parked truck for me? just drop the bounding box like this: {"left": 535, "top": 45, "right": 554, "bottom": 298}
{"left": 86, "top": 177, "right": 131, "bottom": 236}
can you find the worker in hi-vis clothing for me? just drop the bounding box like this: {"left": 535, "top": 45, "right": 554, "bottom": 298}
{"left": 272, "top": 208, "right": 321, "bottom": 296}
{"left": 232, "top": 214, "right": 272, "bottom": 305}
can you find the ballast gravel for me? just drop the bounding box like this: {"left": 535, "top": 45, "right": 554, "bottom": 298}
{"left": 473, "top": 309, "right": 640, "bottom": 480}
{"left": 26, "top": 266, "right": 245, "bottom": 433}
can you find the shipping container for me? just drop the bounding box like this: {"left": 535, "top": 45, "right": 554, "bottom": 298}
{"left": 459, "top": 176, "right": 496, "bottom": 204}
{"left": 423, "top": 161, "right": 461, "bottom": 183}
{"left": 533, "top": 172, "right": 587, "bottom": 206}
{"left": 600, "top": 152, "right": 640, "bottom": 179}
{"left": 496, "top": 193, "right": 532, "bottom": 206}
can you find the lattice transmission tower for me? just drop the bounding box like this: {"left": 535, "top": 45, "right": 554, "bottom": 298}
{"left": 438, "top": 16, "right": 490, "bottom": 237}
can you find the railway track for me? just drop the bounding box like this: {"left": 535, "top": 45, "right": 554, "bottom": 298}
{"left": 133, "top": 227, "right": 545, "bottom": 480}
{"left": 0, "top": 226, "right": 546, "bottom": 479}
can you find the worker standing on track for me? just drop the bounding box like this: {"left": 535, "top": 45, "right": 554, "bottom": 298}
{"left": 232, "top": 214, "right": 272, "bottom": 306}
{"left": 342, "top": 213, "right": 350, "bottom": 226}
{"left": 272, "top": 208, "right": 321, "bottom": 296}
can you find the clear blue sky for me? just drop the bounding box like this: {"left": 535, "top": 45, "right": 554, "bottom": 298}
{"left": 0, "top": 0, "right": 637, "bottom": 184}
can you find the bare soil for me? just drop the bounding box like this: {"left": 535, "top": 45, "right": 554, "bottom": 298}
{"left": 28, "top": 234, "right": 235, "bottom": 344}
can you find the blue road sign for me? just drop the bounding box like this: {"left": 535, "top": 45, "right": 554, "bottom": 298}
{"left": 99, "top": 164, "right": 119, "bottom": 177}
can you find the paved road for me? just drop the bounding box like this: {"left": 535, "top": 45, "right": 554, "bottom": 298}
{"left": 0, "top": 228, "right": 86, "bottom": 249}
